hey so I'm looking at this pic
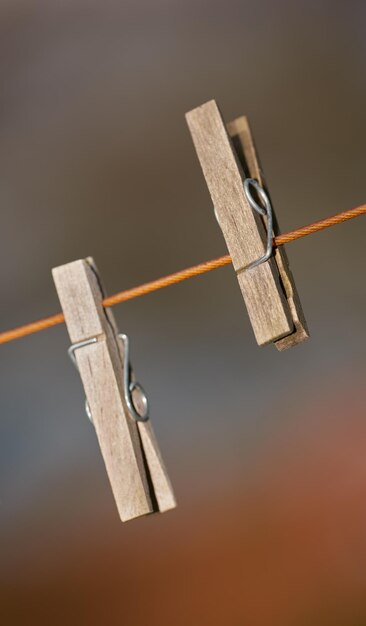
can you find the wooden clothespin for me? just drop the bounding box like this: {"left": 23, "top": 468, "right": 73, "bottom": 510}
{"left": 186, "top": 100, "right": 309, "bottom": 350}
{"left": 52, "top": 257, "right": 176, "bottom": 522}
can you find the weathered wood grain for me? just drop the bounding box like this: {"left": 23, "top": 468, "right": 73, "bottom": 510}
{"left": 52, "top": 258, "right": 175, "bottom": 521}
{"left": 227, "top": 115, "right": 309, "bottom": 350}
{"left": 186, "top": 100, "right": 293, "bottom": 346}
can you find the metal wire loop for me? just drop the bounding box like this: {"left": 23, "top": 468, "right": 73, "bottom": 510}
{"left": 68, "top": 338, "right": 97, "bottom": 424}
{"left": 68, "top": 333, "right": 149, "bottom": 425}
{"left": 244, "top": 178, "right": 274, "bottom": 270}
{"left": 117, "top": 333, "right": 149, "bottom": 422}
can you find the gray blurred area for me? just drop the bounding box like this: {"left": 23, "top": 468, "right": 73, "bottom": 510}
{"left": 1, "top": 1, "right": 366, "bottom": 624}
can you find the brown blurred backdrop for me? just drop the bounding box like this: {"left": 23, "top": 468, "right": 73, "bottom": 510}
{"left": 1, "top": 1, "right": 366, "bottom": 624}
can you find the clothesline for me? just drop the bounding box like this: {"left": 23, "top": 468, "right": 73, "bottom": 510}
{"left": 0, "top": 202, "right": 365, "bottom": 346}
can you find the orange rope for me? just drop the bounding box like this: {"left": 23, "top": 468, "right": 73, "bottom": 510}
{"left": 275, "top": 203, "right": 366, "bottom": 245}
{"left": 1, "top": 203, "right": 365, "bottom": 346}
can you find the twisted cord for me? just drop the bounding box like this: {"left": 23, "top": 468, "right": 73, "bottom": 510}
{"left": 0, "top": 203, "right": 365, "bottom": 346}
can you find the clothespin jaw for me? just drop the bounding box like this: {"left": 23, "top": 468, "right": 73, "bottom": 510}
{"left": 186, "top": 100, "right": 309, "bottom": 350}
{"left": 52, "top": 258, "right": 176, "bottom": 522}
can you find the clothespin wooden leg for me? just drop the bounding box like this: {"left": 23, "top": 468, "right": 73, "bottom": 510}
{"left": 186, "top": 100, "right": 309, "bottom": 349}
{"left": 52, "top": 258, "right": 176, "bottom": 522}
{"left": 227, "top": 116, "right": 309, "bottom": 351}
{"left": 117, "top": 334, "right": 177, "bottom": 513}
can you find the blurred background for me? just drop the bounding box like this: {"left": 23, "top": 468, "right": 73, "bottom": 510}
{"left": 1, "top": 0, "right": 366, "bottom": 624}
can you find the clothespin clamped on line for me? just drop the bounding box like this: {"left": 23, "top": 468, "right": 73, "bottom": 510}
{"left": 186, "top": 100, "right": 309, "bottom": 349}
{"left": 52, "top": 258, "right": 176, "bottom": 522}
{"left": 51, "top": 101, "right": 309, "bottom": 522}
